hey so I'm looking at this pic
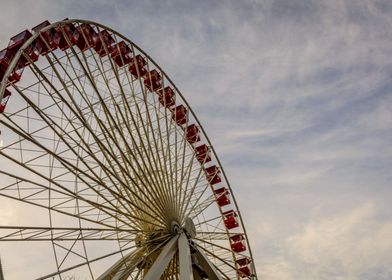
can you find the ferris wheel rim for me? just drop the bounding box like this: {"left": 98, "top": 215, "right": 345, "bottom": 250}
{"left": 0, "top": 18, "right": 257, "bottom": 279}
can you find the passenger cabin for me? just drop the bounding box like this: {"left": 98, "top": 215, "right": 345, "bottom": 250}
{"left": 110, "top": 41, "right": 132, "bottom": 67}
{"left": 185, "top": 124, "right": 200, "bottom": 144}
{"left": 236, "top": 257, "right": 251, "bottom": 267}
{"left": 76, "top": 23, "right": 98, "bottom": 51}
{"left": 236, "top": 257, "right": 252, "bottom": 278}
{"left": 129, "top": 54, "right": 147, "bottom": 77}
{"left": 0, "top": 89, "right": 12, "bottom": 113}
{"left": 8, "top": 30, "right": 32, "bottom": 50}
{"left": 32, "top": 20, "right": 61, "bottom": 55}
{"left": 214, "top": 187, "right": 230, "bottom": 207}
{"left": 7, "top": 61, "right": 25, "bottom": 83}
{"left": 1, "top": 30, "right": 36, "bottom": 74}
{"left": 8, "top": 30, "right": 41, "bottom": 66}
{"left": 230, "top": 234, "right": 246, "bottom": 253}
{"left": 172, "top": 105, "right": 187, "bottom": 125}
{"left": 205, "top": 165, "right": 221, "bottom": 185}
{"left": 143, "top": 69, "right": 162, "bottom": 92}
{"left": 57, "top": 23, "right": 80, "bottom": 51}
{"left": 239, "top": 266, "right": 251, "bottom": 278}
{"left": 194, "top": 144, "right": 211, "bottom": 163}
{"left": 0, "top": 48, "right": 16, "bottom": 81}
{"left": 157, "top": 86, "right": 175, "bottom": 108}
{"left": 93, "top": 30, "right": 115, "bottom": 56}
{"left": 223, "top": 210, "right": 239, "bottom": 229}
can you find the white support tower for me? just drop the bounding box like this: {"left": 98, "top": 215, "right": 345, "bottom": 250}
{"left": 0, "top": 257, "right": 5, "bottom": 280}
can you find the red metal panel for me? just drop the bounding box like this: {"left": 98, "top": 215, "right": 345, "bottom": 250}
{"left": 8, "top": 30, "right": 32, "bottom": 50}
{"left": 214, "top": 187, "right": 230, "bottom": 207}
{"left": 93, "top": 30, "right": 115, "bottom": 57}
{"left": 157, "top": 86, "right": 175, "bottom": 108}
{"left": 128, "top": 55, "right": 147, "bottom": 77}
{"left": 230, "top": 234, "right": 244, "bottom": 243}
{"left": 171, "top": 105, "right": 187, "bottom": 125}
{"left": 143, "top": 69, "right": 162, "bottom": 91}
{"left": 57, "top": 23, "right": 80, "bottom": 51}
{"left": 230, "top": 234, "right": 246, "bottom": 253}
{"left": 0, "top": 48, "right": 16, "bottom": 78}
{"left": 186, "top": 124, "right": 200, "bottom": 144}
{"left": 7, "top": 61, "right": 25, "bottom": 83}
{"left": 223, "top": 210, "right": 239, "bottom": 229}
{"left": 76, "top": 23, "right": 98, "bottom": 51}
{"left": 205, "top": 165, "right": 221, "bottom": 185}
{"left": 111, "top": 41, "right": 132, "bottom": 67}
{"left": 236, "top": 257, "right": 251, "bottom": 267}
{"left": 195, "top": 144, "right": 211, "bottom": 163}
{"left": 239, "top": 266, "right": 251, "bottom": 277}
{"left": 32, "top": 20, "right": 61, "bottom": 54}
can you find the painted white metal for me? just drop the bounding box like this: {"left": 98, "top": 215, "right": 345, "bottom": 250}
{"left": 194, "top": 246, "right": 223, "bottom": 280}
{"left": 144, "top": 234, "right": 180, "bottom": 280}
{"left": 178, "top": 232, "right": 194, "bottom": 280}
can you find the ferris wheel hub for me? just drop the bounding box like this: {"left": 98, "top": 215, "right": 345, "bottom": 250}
{"left": 184, "top": 217, "right": 196, "bottom": 238}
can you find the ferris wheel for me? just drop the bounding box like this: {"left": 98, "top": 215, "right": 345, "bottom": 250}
{"left": 0, "top": 19, "right": 257, "bottom": 279}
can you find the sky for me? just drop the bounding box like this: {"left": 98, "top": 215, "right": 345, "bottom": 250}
{"left": 0, "top": 0, "right": 392, "bottom": 279}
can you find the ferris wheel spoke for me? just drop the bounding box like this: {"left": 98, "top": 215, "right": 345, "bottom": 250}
{"left": 0, "top": 148, "right": 154, "bottom": 232}
{"left": 0, "top": 117, "right": 163, "bottom": 230}
{"left": 178, "top": 160, "right": 208, "bottom": 222}
{"left": 112, "top": 58, "right": 176, "bottom": 221}
{"left": 104, "top": 62, "right": 179, "bottom": 224}
{"left": 197, "top": 232, "right": 238, "bottom": 241}
{"left": 193, "top": 242, "right": 236, "bottom": 279}
{"left": 194, "top": 241, "right": 234, "bottom": 262}
{"left": 0, "top": 225, "right": 131, "bottom": 241}
{"left": 0, "top": 20, "right": 256, "bottom": 279}
{"left": 44, "top": 48, "right": 173, "bottom": 223}
{"left": 24, "top": 55, "right": 170, "bottom": 228}
{"left": 81, "top": 52, "right": 174, "bottom": 223}
{"left": 35, "top": 244, "right": 135, "bottom": 280}
{"left": 184, "top": 190, "right": 216, "bottom": 222}
{"left": 97, "top": 233, "right": 171, "bottom": 280}
{"left": 133, "top": 81, "right": 175, "bottom": 222}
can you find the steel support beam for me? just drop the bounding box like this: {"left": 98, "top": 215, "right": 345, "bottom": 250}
{"left": 179, "top": 232, "right": 194, "bottom": 280}
{"left": 144, "top": 234, "right": 179, "bottom": 280}
{"left": 97, "top": 248, "right": 142, "bottom": 280}
{"left": 193, "top": 245, "right": 223, "bottom": 280}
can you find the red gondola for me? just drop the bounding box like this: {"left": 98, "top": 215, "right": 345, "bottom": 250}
{"left": 172, "top": 105, "right": 187, "bottom": 125}
{"left": 239, "top": 266, "right": 251, "bottom": 277}
{"left": 185, "top": 124, "right": 200, "bottom": 144}
{"left": 129, "top": 54, "right": 147, "bottom": 77}
{"left": 194, "top": 144, "right": 211, "bottom": 163}
{"left": 32, "top": 20, "right": 61, "bottom": 55}
{"left": 230, "top": 234, "right": 246, "bottom": 253}
{"left": 111, "top": 41, "right": 132, "bottom": 67}
{"left": 57, "top": 23, "right": 80, "bottom": 51}
{"left": 77, "top": 23, "right": 98, "bottom": 51}
{"left": 223, "top": 210, "right": 239, "bottom": 229}
{"left": 144, "top": 69, "right": 162, "bottom": 92}
{"left": 236, "top": 257, "right": 251, "bottom": 267}
{"left": 214, "top": 187, "right": 230, "bottom": 207}
{"left": 205, "top": 165, "right": 221, "bottom": 185}
{"left": 157, "top": 86, "right": 175, "bottom": 108}
{"left": 93, "top": 30, "right": 115, "bottom": 56}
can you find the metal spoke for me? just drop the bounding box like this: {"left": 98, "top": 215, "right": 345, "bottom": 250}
{"left": 0, "top": 19, "right": 256, "bottom": 280}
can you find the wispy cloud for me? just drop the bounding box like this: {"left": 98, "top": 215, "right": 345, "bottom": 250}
{"left": 0, "top": 0, "right": 391, "bottom": 279}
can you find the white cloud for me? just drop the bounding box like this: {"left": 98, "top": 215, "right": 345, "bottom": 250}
{"left": 285, "top": 203, "right": 392, "bottom": 279}
{"left": 0, "top": 0, "right": 392, "bottom": 279}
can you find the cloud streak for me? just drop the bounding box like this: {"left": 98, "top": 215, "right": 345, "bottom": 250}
{"left": 0, "top": 0, "right": 391, "bottom": 279}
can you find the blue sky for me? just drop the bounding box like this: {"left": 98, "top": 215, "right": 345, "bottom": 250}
{"left": 1, "top": 0, "right": 392, "bottom": 279}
